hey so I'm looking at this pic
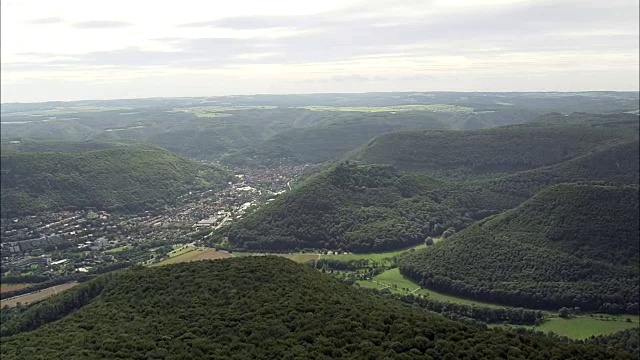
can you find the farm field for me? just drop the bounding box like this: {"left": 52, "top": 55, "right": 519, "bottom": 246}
{"left": 1, "top": 106, "right": 132, "bottom": 117}
{"left": 0, "top": 284, "right": 33, "bottom": 294}
{"left": 492, "top": 316, "right": 640, "bottom": 339}
{"left": 0, "top": 282, "right": 78, "bottom": 308}
{"left": 153, "top": 249, "right": 232, "bottom": 266}
{"left": 299, "top": 105, "right": 474, "bottom": 113}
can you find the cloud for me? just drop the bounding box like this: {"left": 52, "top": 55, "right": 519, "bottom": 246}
{"left": 180, "top": 16, "right": 320, "bottom": 29}
{"left": 2, "top": 0, "right": 638, "bottom": 101}
{"left": 27, "top": 17, "right": 63, "bottom": 25}
{"left": 72, "top": 21, "right": 131, "bottom": 29}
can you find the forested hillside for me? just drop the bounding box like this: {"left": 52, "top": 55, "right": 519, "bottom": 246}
{"left": 220, "top": 164, "right": 521, "bottom": 252}
{"left": 221, "top": 112, "right": 447, "bottom": 166}
{"left": 349, "top": 113, "right": 638, "bottom": 181}
{"left": 219, "top": 135, "right": 639, "bottom": 253}
{"left": 0, "top": 141, "right": 234, "bottom": 216}
{"left": 0, "top": 257, "right": 630, "bottom": 359}
{"left": 490, "top": 139, "right": 640, "bottom": 196}
{"left": 398, "top": 184, "right": 640, "bottom": 313}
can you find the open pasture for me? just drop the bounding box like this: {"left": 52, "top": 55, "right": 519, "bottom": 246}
{"left": 373, "top": 268, "right": 509, "bottom": 309}
{"left": 299, "top": 105, "right": 474, "bottom": 113}
{"left": 492, "top": 316, "right": 639, "bottom": 339}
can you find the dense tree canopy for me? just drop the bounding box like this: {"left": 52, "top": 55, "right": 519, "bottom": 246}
{"left": 0, "top": 257, "right": 632, "bottom": 359}
{"left": 398, "top": 184, "right": 640, "bottom": 313}
{"left": 0, "top": 140, "right": 234, "bottom": 216}
{"left": 220, "top": 138, "right": 638, "bottom": 253}
{"left": 348, "top": 113, "right": 638, "bottom": 181}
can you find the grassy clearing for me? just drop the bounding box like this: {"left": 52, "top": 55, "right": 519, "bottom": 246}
{"left": 372, "top": 268, "right": 505, "bottom": 309}
{"left": 280, "top": 253, "right": 321, "bottom": 263}
{"left": 299, "top": 105, "right": 474, "bottom": 113}
{"left": 536, "top": 317, "right": 639, "bottom": 339}
{"left": 356, "top": 280, "right": 388, "bottom": 290}
{"left": 0, "top": 284, "right": 33, "bottom": 294}
{"left": 321, "top": 247, "right": 418, "bottom": 262}
{"left": 230, "top": 252, "right": 319, "bottom": 264}
{"left": 233, "top": 243, "right": 432, "bottom": 265}
{"left": 105, "top": 245, "right": 130, "bottom": 253}
{"left": 492, "top": 316, "right": 639, "bottom": 339}
{"left": 371, "top": 268, "right": 640, "bottom": 339}
{"left": 322, "top": 242, "right": 434, "bottom": 263}
{"left": 233, "top": 241, "right": 435, "bottom": 265}
{"left": 174, "top": 106, "right": 277, "bottom": 116}
{"left": 375, "top": 268, "right": 421, "bottom": 290}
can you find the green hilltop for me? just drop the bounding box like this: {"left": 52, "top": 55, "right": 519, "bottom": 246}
{"left": 220, "top": 112, "right": 448, "bottom": 166}
{"left": 0, "top": 140, "right": 233, "bottom": 216}
{"left": 217, "top": 122, "right": 639, "bottom": 253}
{"left": 0, "top": 257, "right": 630, "bottom": 359}
{"left": 220, "top": 163, "right": 522, "bottom": 252}
{"left": 347, "top": 113, "right": 638, "bottom": 181}
{"left": 398, "top": 184, "right": 640, "bottom": 313}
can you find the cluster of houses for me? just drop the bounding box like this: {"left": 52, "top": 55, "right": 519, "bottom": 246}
{"left": 0, "top": 164, "right": 308, "bottom": 279}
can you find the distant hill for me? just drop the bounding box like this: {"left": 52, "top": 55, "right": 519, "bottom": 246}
{"left": 218, "top": 135, "right": 639, "bottom": 253}
{"left": 490, "top": 139, "right": 640, "bottom": 197}
{"left": 222, "top": 108, "right": 549, "bottom": 167}
{"left": 222, "top": 112, "right": 447, "bottom": 166}
{"left": 0, "top": 257, "right": 628, "bottom": 359}
{"left": 0, "top": 141, "right": 233, "bottom": 216}
{"left": 220, "top": 164, "right": 520, "bottom": 252}
{"left": 4, "top": 94, "right": 636, "bottom": 164}
{"left": 398, "top": 184, "right": 640, "bottom": 313}
{"left": 348, "top": 113, "right": 638, "bottom": 181}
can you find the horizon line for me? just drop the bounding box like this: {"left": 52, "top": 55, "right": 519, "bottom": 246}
{"left": 3, "top": 89, "right": 640, "bottom": 105}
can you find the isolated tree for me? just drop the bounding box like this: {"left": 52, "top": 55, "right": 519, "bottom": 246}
{"left": 425, "top": 237, "right": 434, "bottom": 246}
{"left": 558, "top": 307, "right": 571, "bottom": 318}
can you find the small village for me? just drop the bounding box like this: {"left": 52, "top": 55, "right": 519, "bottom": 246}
{"left": 0, "top": 164, "right": 308, "bottom": 279}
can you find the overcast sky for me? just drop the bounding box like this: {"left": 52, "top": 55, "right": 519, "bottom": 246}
{"left": 1, "top": 0, "right": 638, "bottom": 103}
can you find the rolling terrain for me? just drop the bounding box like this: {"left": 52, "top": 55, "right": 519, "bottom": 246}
{"left": 0, "top": 257, "right": 630, "bottom": 359}
{"left": 4, "top": 93, "right": 637, "bottom": 165}
{"left": 347, "top": 113, "right": 639, "bottom": 181}
{"left": 220, "top": 164, "right": 522, "bottom": 252}
{"left": 218, "top": 117, "right": 639, "bottom": 253}
{"left": 221, "top": 112, "right": 447, "bottom": 166}
{"left": 398, "top": 184, "right": 640, "bottom": 313}
{"left": 0, "top": 140, "right": 234, "bottom": 216}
